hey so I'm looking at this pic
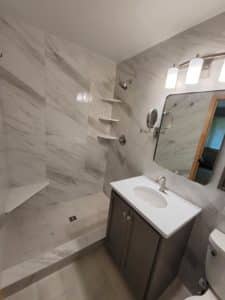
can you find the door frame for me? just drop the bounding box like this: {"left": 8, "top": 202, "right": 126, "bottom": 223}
{"left": 189, "top": 95, "right": 222, "bottom": 181}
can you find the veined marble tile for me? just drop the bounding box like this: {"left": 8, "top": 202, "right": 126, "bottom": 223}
{"left": 3, "top": 191, "right": 109, "bottom": 269}
{"left": 0, "top": 81, "right": 8, "bottom": 283}
{"left": 45, "top": 34, "right": 91, "bottom": 198}
{"left": 0, "top": 15, "right": 116, "bottom": 274}
{"left": 88, "top": 83, "right": 113, "bottom": 138}
{"left": 1, "top": 224, "right": 107, "bottom": 297}
{"left": 0, "top": 66, "right": 45, "bottom": 103}
{"left": 88, "top": 50, "right": 116, "bottom": 86}
{"left": 87, "top": 51, "right": 116, "bottom": 139}
{"left": 7, "top": 151, "right": 46, "bottom": 187}
{"left": 46, "top": 105, "right": 87, "bottom": 146}
{"left": 0, "top": 101, "right": 8, "bottom": 215}
{"left": 5, "top": 283, "right": 39, "bottom": 300}
{"left": 1, "top": 79, "right": 46, "bottom": 186}
{"left": 0, "top": 16, "right": 45, "bottom": 98}
{"left": 45, "top": 34, "right": 90, "bottom": 91}
{"left": 45, "top": 37, "right": 89, "bottom": 126}
{"left": 84, "top": 136, "right": 109, "bottom": 190}
{"left": 4, "top": 245, "right": 134, "bottom": 300}
{"left": 46, "top": 106, "right": 87, "bottom": 191}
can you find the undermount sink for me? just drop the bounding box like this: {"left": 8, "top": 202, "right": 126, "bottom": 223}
{"left": 133, "top": 186, "right": 168, "bottom": 208}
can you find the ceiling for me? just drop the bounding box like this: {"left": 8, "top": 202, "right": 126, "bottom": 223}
{"left": 1, "top": 0, "right": 225, "bottom": 62}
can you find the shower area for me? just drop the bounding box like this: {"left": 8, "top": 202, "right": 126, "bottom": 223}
{"left": 0, "top": 15, "right": 117, "bottom": 294}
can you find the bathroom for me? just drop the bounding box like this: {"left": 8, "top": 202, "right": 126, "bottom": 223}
{"left": 0, "top": 0, "right": 225, "bottom": 299}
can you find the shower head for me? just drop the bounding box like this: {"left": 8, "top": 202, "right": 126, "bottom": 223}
{"left": 119, "top": 79, "right": 132, "bottom": 90}
{"left": 119, "top": 81, "right": 128, "bottom": 90}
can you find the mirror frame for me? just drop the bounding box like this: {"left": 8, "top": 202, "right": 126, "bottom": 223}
{"left": 153, "top": 91, "right": 225, "bottom": 184}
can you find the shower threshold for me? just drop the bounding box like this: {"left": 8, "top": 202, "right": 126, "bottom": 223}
{"left": 1, "top": 223, "right": 107, "bottom": 297}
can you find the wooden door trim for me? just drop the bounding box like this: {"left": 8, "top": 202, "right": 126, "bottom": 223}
{"left": 189, "top": 96, "right": 221, "bottom": 180}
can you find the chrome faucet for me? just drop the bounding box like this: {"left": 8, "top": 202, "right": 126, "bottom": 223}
{"left": 156, "top": 176, "right": 167, "bottom": 193}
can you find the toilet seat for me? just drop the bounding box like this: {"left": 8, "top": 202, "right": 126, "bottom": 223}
{"left": 186, "top": 290, "right": 218, "bottom": 300}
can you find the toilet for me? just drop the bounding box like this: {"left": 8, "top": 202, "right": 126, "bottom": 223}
{"left": 185, "top": 229, "right": 225, "bottom": 300}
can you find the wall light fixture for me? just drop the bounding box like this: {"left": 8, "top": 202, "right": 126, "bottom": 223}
{"left": 165, "top": 51, "right": 225, "bottom": 89}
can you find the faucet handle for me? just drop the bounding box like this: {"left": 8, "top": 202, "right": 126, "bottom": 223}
{"left": 155, "top": 176, "right": 160, "bottom": 183}
{"left": 155, "top": 176, "right": 165, "bottom": 182}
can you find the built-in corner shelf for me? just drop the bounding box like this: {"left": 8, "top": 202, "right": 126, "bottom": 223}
{"left": 97, "top": 135, "right": 118, "bottom": 141}
{"left": 101, "top": 98, "right": 122, "bottom": 104}
{"left": 5, "top": 181, "right": 49, "bottom": 213}
{"left": 99, "top": 117, "right": 120, "bottom": 123}
{"left": 98, "top": 96, "right": 121, "bottom": 143}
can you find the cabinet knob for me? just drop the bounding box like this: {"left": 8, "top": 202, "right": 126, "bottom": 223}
{"left": 126, "top": 215, "right": 132, "bottom": 222}
{"left": 122, "top": 211, "right": 127, "bottom": 219}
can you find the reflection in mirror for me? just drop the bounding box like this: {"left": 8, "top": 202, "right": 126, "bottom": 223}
{"left": 154, "top": 92, "right": 225, "bottom": 185}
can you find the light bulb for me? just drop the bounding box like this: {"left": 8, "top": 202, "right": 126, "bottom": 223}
{"left": 185, "top": 56, "right": 204, "bottom": 85}
{"left": 219, "top": 60, "right": 225, "bottom": 82}
{"left": 165, "top": 66, "right": 178, "bottom": 89}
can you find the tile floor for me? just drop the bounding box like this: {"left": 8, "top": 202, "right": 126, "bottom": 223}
{"left": 3, "top": 192, "right": 109, "bottom": 269}
{"left": 4, "top": 245, "right": 191, "bottom": 300}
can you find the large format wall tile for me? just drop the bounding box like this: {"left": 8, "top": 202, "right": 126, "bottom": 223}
{"left": 0, "top": 99, "right": 7, "bottom": 214}
{"left": 1, "top": 79, "right": 46, "bottom": 186}
{"left": 0, "top": 16, "right": 116, "bottom": 270}
{"left": 0, "top": 15, "right": 46, "bottom": 187}
{"left": 0, "top": 16, "right": 45, "bottom": 98}
{"left": 0, "top": 76, "right": 8, "bottom": 288}
{"left": 105, "top": 12, "right": 225, "bottom": 292}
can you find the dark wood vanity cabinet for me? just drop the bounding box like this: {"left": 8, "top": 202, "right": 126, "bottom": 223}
{"left": 106, "top": 190, "right": 194, "bottom": 300}
{"left": 123, "top": 209, "right": 160, "bottom": 300}
{"left": 106, "top": 191, "right": 131, "bottom": 267}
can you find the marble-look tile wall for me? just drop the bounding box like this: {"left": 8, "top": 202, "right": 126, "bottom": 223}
{"left": 0, "top": 15, "right": 116, "bottom": 269}
{"left": 104, "top": 12, "right": 225, "bottom": 292}
{"left": 0, "top": 88, "right": 7, "bottom": 216}
{"left": 0, "top": 16, "right": 46, "bottom": 187}
{"left": 45, "top": 34, "right": 115, "bottom": 199}
{"left": 0, "top": 76, "right": 8, "bottom": 291}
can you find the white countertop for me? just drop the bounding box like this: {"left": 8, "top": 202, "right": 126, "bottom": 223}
{"left": 111, "top": 176, "right": 201, "bottom": 239}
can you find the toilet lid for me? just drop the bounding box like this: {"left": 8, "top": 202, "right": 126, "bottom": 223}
{"left": 186, "top": 290, "right": 218, "bottom": 300}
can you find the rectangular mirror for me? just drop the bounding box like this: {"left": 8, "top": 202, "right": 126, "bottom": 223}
{"left": 154, "top": 92, "right": 225, "bottom": 185}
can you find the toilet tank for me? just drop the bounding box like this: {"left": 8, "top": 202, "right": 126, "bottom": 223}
{"left": 206, "top": 229, "right": 225, "bottom": 299}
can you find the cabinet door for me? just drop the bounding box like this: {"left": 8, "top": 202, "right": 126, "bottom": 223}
{"left": 106, "top": 192, "right": 131, "bottom": 267}
{"left": 123, "top": 210, "right": 160, "bottom": 300}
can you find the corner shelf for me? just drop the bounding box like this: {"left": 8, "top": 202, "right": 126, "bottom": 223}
{"left": 97, "top": 135, "right": 118, "bottom": 141}
{"left": 101, "top": 98, "right": 122, "bottom": 104}
{"left": 5, "top": 181, "right": 49, "bottom": 213}
{"left": 99, "top": 117, "right": 120, "bottom": 123}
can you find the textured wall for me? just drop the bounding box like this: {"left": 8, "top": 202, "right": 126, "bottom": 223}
{"left": 0, "top": 16, "right": 116, "bottom": 269}
{"left": 105, "top": 12, "right": 225, "bottom": 292}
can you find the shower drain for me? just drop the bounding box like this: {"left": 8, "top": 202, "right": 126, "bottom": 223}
{"left": 69, "top": 215, "right": 77, "bottom": 222}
